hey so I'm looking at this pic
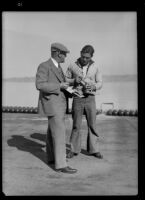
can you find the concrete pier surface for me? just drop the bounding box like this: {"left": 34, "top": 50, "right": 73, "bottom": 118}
{"left": 2, "top": 113, "right": 138, "bottom": 196}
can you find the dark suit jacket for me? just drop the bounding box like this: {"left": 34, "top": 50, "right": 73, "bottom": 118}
{"left": 35, "top": 58, "right": 67, "bottom": 116}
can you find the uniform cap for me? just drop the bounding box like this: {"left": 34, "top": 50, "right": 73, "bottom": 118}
{"left": 51, "top": 43, "right": 70, "bottom": 53}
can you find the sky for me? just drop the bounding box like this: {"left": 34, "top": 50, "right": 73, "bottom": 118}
{"left": 2, "top": 12, "right": 137, "bottom": 78}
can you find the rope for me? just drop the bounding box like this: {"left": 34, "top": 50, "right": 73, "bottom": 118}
{"left": 2, "top": 106, "right": 138, "bottom": 117}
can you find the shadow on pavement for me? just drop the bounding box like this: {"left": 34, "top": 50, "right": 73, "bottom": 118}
{"left": 10, "top": 133, "right": 89, "bottom": 161}
{"left": 30, "top": 133, "right": 91, "bottom": 156}
{"left": 81, "top": 149, "right": 91, "bottom": 156}
{"left": 7, "top": 135, "right": 54, "bottom": 170}
{"left": 31, "top": 132, "right": 72, "bottom": 155}
{"left": 31, "top": 132, "right": 46, "bottom": 142}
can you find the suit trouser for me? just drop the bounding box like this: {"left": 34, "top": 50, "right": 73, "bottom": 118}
{"left": 70, "top": 95, "right": 99, "bottom": 154}
{"left": 46, "top": 112, "right": 67, "bottom": 169}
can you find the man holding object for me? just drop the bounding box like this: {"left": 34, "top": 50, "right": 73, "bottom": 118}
{"left": 66, "top": 45, "right": 103, "bottom": 159}
{"left": 36, "top": 43, "right": 77, "bottom": 173}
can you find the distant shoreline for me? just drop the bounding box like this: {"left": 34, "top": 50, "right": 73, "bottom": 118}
{"left": 3, "top": 74, "right": 137, "bottom": 83}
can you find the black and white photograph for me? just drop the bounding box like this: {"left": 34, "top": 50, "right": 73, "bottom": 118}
{"left": 2, "top": 10, "right": 139, "bottom": 196}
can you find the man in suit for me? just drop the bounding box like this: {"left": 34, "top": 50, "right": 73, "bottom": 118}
{"left": 35, "top": 43, "right": 77, "bottom": 173}
{"left": 66, "top": 45, "right": 103, "bottom": 159}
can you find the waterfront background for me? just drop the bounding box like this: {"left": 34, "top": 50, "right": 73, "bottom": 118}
{"left": 2, "top": 78, "right": 137, "bottom": 110}
{"left": 2, "top": 12, "right": 137, "bottom": 111}
{"left": 2, "top": 12, "right": 138, "bottom": 196}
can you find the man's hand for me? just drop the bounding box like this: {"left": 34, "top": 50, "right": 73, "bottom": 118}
{"left": 85, "top": 84, "right": 96, "bottom": 91}
{"left": 75, "top": 76, "right": 82, "bottom": 84}
{"left": 60, "top": 82, "right": 69, "bottom": 90}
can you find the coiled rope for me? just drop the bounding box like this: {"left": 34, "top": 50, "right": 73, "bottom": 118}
{"left": 2, "top": 106, "right": 138, "bottom": 117}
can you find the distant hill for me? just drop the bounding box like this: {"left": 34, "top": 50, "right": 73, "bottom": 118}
{"left": 3, "top": 74, "right": 137, "bottom": 82}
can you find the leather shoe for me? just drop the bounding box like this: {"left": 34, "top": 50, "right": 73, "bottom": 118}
{"left": 67, "top": 151, "right": 78, "bottom": 159}
{"left": 47, "top": 161, "right": 55, "bottom": 165}
{"left": 55, "top": 166, "right": 77, "bottom": 174}
{"left": 92, "top": 152, "right": 103, "bottom": 159}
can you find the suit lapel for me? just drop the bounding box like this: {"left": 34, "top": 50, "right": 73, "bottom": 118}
{"left": 48, "top": 59, "right": 64, "bottom": 82}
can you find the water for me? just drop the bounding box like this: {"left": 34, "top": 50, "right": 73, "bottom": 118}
{"left": 2, "top": 81, "right": 137, "bottom": 110}
{"left": 95, "top": 81, "right": 137, "bottom": 110}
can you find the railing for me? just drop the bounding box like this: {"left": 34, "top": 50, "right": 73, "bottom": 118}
{"left": 100, "top": 102, "right": 114, "bottom": 114}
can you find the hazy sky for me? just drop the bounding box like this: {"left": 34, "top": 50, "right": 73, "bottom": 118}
{"left": 2, "top": 12, "right": 137, "bottom": 78}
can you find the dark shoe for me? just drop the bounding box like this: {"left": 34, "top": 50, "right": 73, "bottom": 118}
{"left": 92, "top": 152, "right": 103, "bottom": 159}
{"left": 67, "top": 151, "right": 78, "bottom": 159}
{"left": 47, "top": 161, "right": 55, "bottom": 165}
{"left": 55, "top": 166, "right": 77, "bottom": 174}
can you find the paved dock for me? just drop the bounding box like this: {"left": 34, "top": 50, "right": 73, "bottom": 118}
{"left": 2, "top": 113, "right": 138, "bottom": 195}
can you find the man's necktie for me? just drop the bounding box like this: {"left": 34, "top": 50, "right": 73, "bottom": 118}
{"left": 58, "top": 64, "right": 65, "bottom": 81}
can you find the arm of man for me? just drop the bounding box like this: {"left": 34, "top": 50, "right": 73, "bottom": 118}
{"left": 65, "top": 65, "right": 75, "bottom": 86}
{"left": 36, "top": 64, "right": 60, "bottom": 94}
{"left": 65, "top": 64, "right": 84, "bottom": 86}
{"left": 85, "top": 68, "right": 103, "bottom": 91}
{"left": 94, "top": 68, "right": 103, "bottom": 90}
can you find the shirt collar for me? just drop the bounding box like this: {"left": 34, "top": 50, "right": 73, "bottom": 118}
{"left": 51, "top": 57, "right": 58, "bottom": 68}
{"left": 75, "top": 58, "right": 94, "bottom": 68}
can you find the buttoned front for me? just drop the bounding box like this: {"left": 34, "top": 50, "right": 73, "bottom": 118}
{"left": 36, "top": 59, "right": 67, "bottom": 116}
{"left": 66, "top": 59, "right": 103, "bottom": 95}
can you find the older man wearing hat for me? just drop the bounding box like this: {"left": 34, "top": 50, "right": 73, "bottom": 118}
{"left": 35, "top": 43, "right": 77, "bottom": 173}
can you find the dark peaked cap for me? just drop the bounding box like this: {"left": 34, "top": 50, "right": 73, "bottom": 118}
{"left": 51, "top": 43, "right": 70, "bottom": 53}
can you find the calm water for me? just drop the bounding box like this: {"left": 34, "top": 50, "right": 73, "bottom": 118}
{"left": 2, "top": 81, "right": 137, "bottom": 110}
